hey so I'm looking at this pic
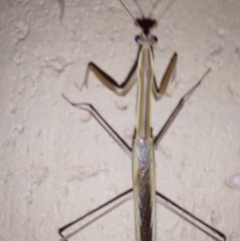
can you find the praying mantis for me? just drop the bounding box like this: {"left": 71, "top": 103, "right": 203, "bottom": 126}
{"left": 58, "top": 0, "right": 226, "bottom": 240}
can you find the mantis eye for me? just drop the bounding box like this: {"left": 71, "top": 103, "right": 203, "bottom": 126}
{"left": 135, "top": 35, "right": 141, "bottom": 43}
{"left": 153, "top": 36, "right": 158, "bottom": 42}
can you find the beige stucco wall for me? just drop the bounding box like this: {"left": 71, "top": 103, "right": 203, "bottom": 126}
{"left": 0, "top": 0, "right": 239, "bottom": 240}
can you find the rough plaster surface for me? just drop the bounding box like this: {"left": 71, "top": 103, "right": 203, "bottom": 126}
{"left": 0, "top": 0, "right": 240, "bottom": 240}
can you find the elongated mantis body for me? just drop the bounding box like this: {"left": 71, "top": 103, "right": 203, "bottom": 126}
{"left": 58, "top": 1, "right": 226, "bottom": 240}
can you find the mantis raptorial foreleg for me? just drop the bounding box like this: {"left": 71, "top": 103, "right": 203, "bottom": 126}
{"left": 81, "top": 51, "right": 177, "bottom": 98}
{"left": 80, "top": 51, "right": 139, "bottom": 96}
{"left": 152, "top": 53, "right": 177, "bottom": 100}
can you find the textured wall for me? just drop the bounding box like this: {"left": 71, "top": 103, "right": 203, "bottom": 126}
{"left": 0, "top": 0, "right": 239, "bottom": 240}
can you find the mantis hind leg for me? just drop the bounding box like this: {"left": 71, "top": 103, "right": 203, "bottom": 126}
{"left": 156, "top": 191, "right": 226, "bottom": 241}
{"left": 59, "top": 189, "right": 133, "bottom": 240}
